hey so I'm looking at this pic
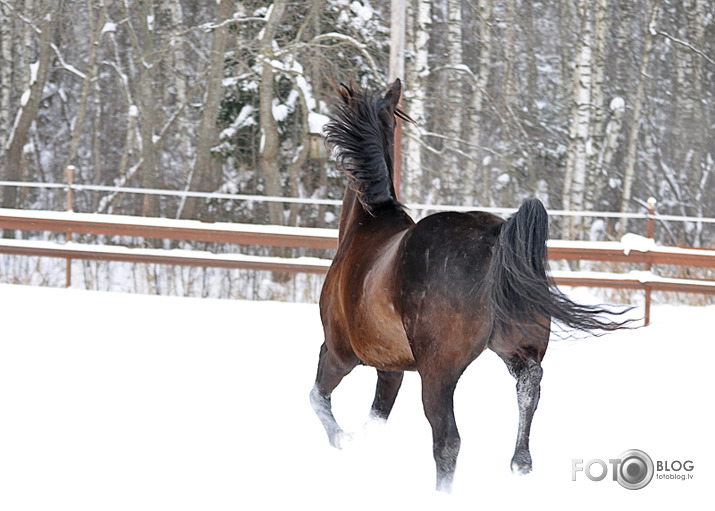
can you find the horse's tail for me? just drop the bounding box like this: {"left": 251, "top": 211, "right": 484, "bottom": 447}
{"left": 323, "top": 80, "right": 405, "bottom": 214}
{"left": 486, "top": 198, "right": 632, "bottom": 339}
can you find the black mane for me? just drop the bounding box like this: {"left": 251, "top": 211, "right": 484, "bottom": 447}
{"left": 323, "top": 83, "right": 402, "bottom": 214}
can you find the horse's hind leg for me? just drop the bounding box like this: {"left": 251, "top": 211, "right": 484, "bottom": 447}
{"left": 369, "top": 370, "right": 404, "bottom": 422}
{"left": 310, "top": 342, "right": 358, "bottom": 448}
{"left": 421, "top": 374, "right": 461, "bottom": 492}
{"left": 500, "top": 354, "right": 543, "bottom": 474}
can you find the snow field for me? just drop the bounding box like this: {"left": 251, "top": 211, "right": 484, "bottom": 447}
{"left": 0, "top": 284, "right": 712, "bottom": 510}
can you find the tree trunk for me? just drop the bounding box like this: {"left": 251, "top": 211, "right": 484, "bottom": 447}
{"left": 64, "top": 1, "right": 104, "bottom": 172}
{"left": 286, "top": 69, "right": 311, "bottom": 227}
{"left": 258, "top": 0, "right": 288, "bottom": 226}
{"left": 169, "top": 0, "right": 192, "bottom": 194}
{"left": 466, "top": 0, "right": 492, "bottom": 206}
{"left": 562, "top": 0, "right": 592, "bottom": 240}
{"left": 0, "top": 3, "right": 13, "bottom": 178}
{"left": 92, "top": 1, "right": 108, "bottom": 211}
{"left": 138, "top": 0, "right": 159, "bottom": 218}
{"left": 403, "top": 0, "right": 430, "bottom": 203}
{"left": 180, "top": 0, "right": 234, "bottom": 220}
{"left": 445, "top": 0, "right": 463, "bottom": 202}
{"left": 619, "top": 0, "right": 659, "bottom": 236}
{"left": 502, "top": 0, "right": 517, "bottom": 111}
{"left": 2, "top": 6, "right": 52, "bottom": 211}
{"left": 583, "top": 0, "right": 609, "bottom": 215}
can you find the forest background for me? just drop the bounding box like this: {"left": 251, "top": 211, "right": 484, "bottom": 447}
{"left": 0, "top": 0, "right": 713, "bottom": 298}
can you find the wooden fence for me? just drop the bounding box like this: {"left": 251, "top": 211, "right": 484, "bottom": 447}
{"left": 1, "top": 206, "right": 714, "bottom": 325}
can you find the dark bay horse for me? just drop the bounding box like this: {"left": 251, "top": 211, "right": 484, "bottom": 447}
{"left": 310, "top": 79, "right": 630, "bottom": 492}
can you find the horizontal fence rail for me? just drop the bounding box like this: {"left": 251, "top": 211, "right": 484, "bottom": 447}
{"left": 2, "top": 208, "right": 714, "bottom": 267}
{"left": 0, "top": 209, "right": 338, "bottom": 249}
{"left": 0, "top": 238, "right": 331, "bottom": 274}
{"left": 1, "top": 207, "right": 714, "bottom": 326}
{"left": 3, "top": 178, "right": 715, "bottom": 224}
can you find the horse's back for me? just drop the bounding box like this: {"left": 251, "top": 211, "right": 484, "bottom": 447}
{"left": 395, "top": 211, "right": 505, "bottom": 366}
{"left": 398, "top": 211, "right": 504, "bottom": 294}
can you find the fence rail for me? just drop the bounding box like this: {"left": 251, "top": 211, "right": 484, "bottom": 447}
{"left": 1, "top": 207, "right": 714, "bottom": 325}
{"left": 4, "top": 178, "right": 715, "bottom": 224}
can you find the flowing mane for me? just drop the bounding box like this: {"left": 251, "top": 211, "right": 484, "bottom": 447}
{"left": 323, "top": 79, "right": 412, "bottom": 214}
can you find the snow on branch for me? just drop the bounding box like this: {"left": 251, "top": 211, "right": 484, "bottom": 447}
{"left": 50, "top": 43, "right": 87, "bottom": 80}
{"left": 303, "top": 32, "right": 382, "bottom": 83}
{"left": 654, "top": 30, "right": 715, "bottom": 67}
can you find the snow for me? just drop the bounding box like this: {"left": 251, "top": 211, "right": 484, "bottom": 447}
{"left": 350, "top": 1, "right": 374, "bottom": 22}
{"left": 29, "top": 61, "right": 40, "bottom": 85}
{"left": 1, "top": 284, "right": 712, "bottom": 511}
{"left": 309, "top": 112, "right": 330, "bottom": 135}
{"left": 620, "top": 233, "right": 657, "bottom": 255}
{"left": 610, "top": 96, "right": 625, "bottom": 112}
{"left": 272, "top": 103, "right": 289, "bottom": 122}
{"left": 20, "top": 89, "right": 31, "bottom": 107}
{"left": 101, "top": 22, "right": 117, "bottom": 35}
{"left": 221, "top": 106, "right": 256, "bottom": 139}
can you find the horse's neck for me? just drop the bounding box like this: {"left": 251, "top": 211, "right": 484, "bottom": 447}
{"left": 337, "top": 186, "right": 368, "bottom": 242}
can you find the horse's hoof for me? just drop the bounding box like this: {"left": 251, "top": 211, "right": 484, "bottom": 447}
{"left": 364, "top": 414, "right": 387, "bottom": 433}
{"left": 511, "top": 453, "right": 533, "bottom": 475}
{"left": 329, "top": 430, "right": 354, "bottom": 449}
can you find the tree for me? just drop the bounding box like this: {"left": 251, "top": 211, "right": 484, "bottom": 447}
{"left": 0, "top": 0, "right": 712, "bottom": 252}
{"left": 2, "top": 2, "right": 52, "bottom": 211}
{"left": 403, "top": 0, "right": 430, "bottom": 203}
{"left": 619, "top": 0, "right": 659, "bottom": 236}
{"left": 257, "top": 0, "right": 288, "bottom": 226}
{"left": 180, "top": 0, "right": 235, "bottom": 220}
{"left": 562, "top": 0, "right": 593, "bottom": 240}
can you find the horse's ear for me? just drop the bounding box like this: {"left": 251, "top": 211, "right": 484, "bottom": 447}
{"left": 384, "top": 79, "right": 402, "bottom": 109}
{"left": 339, "top": 83, "right": 353, "bottom": 100}
{"left": 327, "top": 77, "right": 353, "bottom": 103}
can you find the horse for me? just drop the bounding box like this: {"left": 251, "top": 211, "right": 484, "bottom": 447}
{"left": 310, "top": 79, "right": 630, "bottom": 492}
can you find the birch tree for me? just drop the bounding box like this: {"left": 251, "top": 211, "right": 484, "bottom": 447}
{"left": 583, "top": 0, "right": 610, "bottom": 215}
{"left": 444, "top": 0, "right": 464, "bottom": 202}
{"left": 0, "top": 0, "right": 712, "bottom": 251}
{"left": 0, "top": 2, "right": 13, "bottom": 175}
{"left": 403, "top": 0, "right": 430, "bottom": 203}
{"left": 562, "top": 0, "right": 592, "bottom": 239}
{"left": 466, "top": 0, "right": 492, "bottom": 206}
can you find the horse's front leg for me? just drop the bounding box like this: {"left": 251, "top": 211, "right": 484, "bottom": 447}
{"left": 368, "top": 369, "right": 404, "bottom": 422}
{"left": 500, "top": 355, "right": 543, "bottom": 474}
{"left": 310, "top": 342, "right": 357, "bottom": 448}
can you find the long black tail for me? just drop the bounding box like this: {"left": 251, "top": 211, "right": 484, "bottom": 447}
{"left": 486, "top": 198, "right": 633, "bottom": 338}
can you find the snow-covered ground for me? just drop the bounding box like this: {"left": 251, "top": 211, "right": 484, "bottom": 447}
{"left": 0, "top": 284, "right": 711, "bottom": 510}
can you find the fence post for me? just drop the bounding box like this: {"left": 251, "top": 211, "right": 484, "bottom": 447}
{"left": 65, "top": 165, "right": 75, "bottom": 287}
{"left": 644, "top": 197, "right": 657, "bottom": 326}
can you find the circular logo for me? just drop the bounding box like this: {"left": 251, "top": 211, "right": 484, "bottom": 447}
{"left": 617, "top": 449, "right": 654, "bottom": 490}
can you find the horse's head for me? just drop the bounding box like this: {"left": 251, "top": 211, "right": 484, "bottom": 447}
{"left": 326, "top": 78, "right": 416, "bottom": 215}
{"left": 331, "top": 78, "right": 415, "bottom": 134}
{"left": 378, "top": 79, "right": 415, "bottom": 133}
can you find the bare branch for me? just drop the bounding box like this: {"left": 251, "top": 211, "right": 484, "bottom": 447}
{"left": 655, "top": 30, "right": 715, "bottom": 67}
